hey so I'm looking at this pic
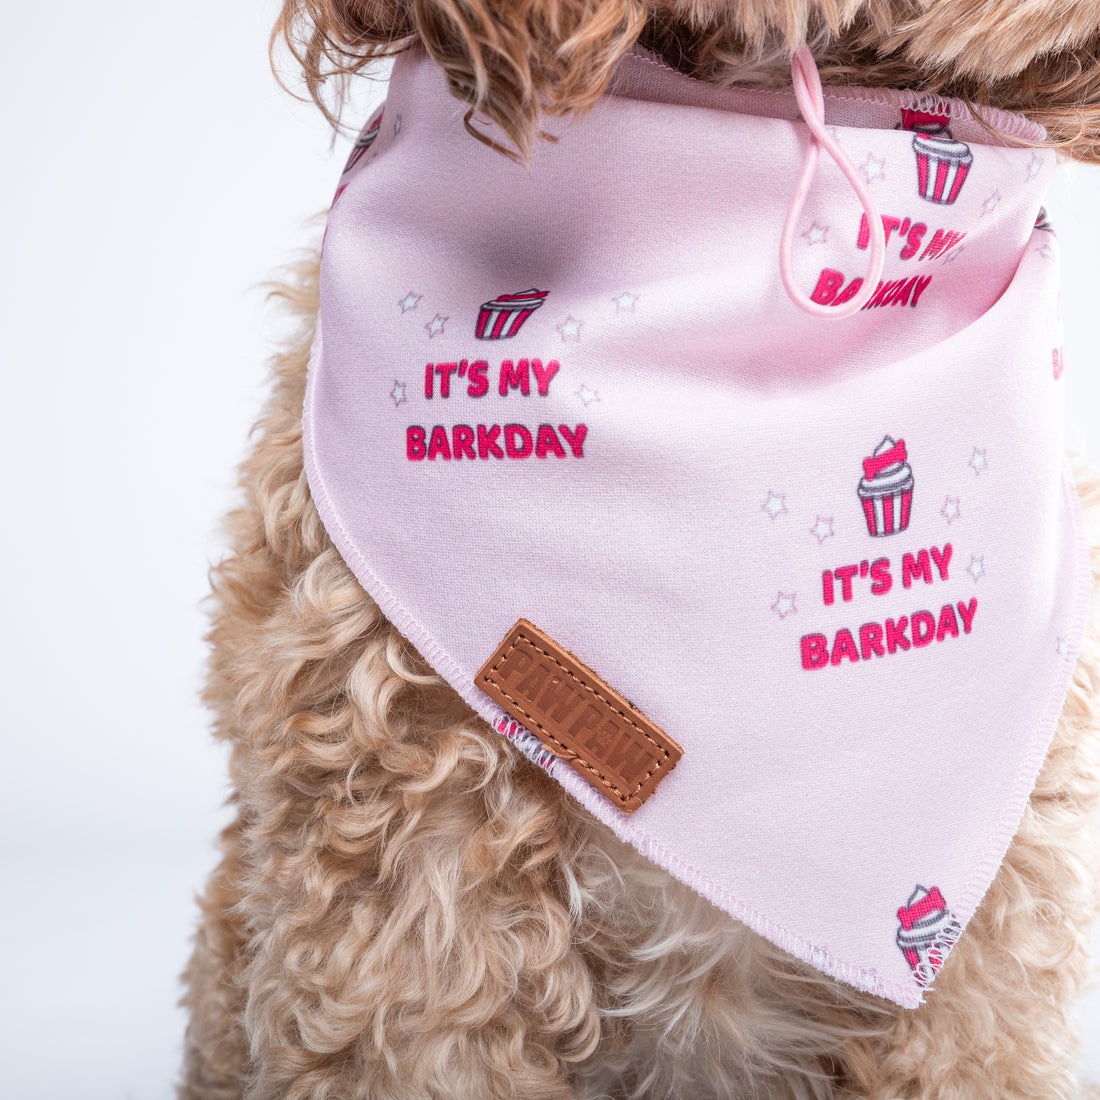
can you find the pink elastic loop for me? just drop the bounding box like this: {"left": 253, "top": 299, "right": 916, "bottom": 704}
{"left": 779, "top": 45, "right": 886, "bottom": 319}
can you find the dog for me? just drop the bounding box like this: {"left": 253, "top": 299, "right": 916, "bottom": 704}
{"left": 180, "top": 2, "right": 1100, "bottom": 1096}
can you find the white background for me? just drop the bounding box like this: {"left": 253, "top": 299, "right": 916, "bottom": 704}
{"left": 3, "top": 2, "right": 1100, "bottom": 1096}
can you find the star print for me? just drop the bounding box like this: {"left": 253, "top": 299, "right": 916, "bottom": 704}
{"left": 859, "top": 154, "right": 886, "bottom": 184}
{"left": 1027, "top": 153, "right": 1043, "bottom": 181}
{"left": 772, "top": 592, "right": 797, "bottom": 619}
{"left": 969, "top": 447, "right": 988, "bottom": 475}
{"left": 967, "top": 555, "right": 985, "bottom": 582}
{"left": 394, "top": 114, "right": 403, "bottom": 135}
{"left": 802, "top": 222, "right": 829, "bottom": 246}
{"left": 810, "top": 516, "right": 835, "bottom": 543}
{"left": 942, "top": 245, "right": 964, "bottom": 264}
{"left": 1056, "top": 636, "right": 1074, "bottom": 657}
{"left": 390, "top": 381, "right": 407, "bottom": 406}
{"left": 762, "top": 491, "right": 788, "bottom": 520}
{"left": 574, "top": 384, "right": 600, "bottom": 406}
{"left": 941, "top": 496, "right": 961, "bottom": 524}
{"left": 1037, "top": 243, "right": 1056, "bottom": 260}
{"left": 424, "top": 314, "right": 448, "bottom": 338}
{"left": 613, "top": 292, "right": 639, "bottom": 313}
{"left": 981, "top": 190, "right": 1001, "bottom": 216}
{"left": 398, "top": 291, "right": 422, "bottom": 313}
{"left": 557, "top": 316, "right": 583, "bottom": 342}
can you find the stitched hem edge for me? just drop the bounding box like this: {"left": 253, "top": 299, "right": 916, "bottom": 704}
{"left": 619, "top": 43, "right": 1047, "bottom": 147}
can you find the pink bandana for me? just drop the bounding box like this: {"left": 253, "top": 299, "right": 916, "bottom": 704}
{"left": 303, "top": 43, "right": 1092, "bottom": 1007}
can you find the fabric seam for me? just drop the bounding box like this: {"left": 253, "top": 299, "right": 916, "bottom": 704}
{"left": 620, "top": 44, "right": 1046, "bottom": 145}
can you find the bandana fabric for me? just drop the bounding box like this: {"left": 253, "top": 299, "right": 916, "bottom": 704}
{"left": 303, "top": 43, "right": 1092, "bottom": 1007}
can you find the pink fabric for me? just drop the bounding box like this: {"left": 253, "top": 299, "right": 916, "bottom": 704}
{"left": 303, "top": 42, "right": 1091, "bottom": 1007}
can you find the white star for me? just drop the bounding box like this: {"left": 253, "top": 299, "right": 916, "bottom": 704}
{"left": 1037, "top": 243, "right": 1056, "bottom": 260}
{"left": 398, "top": 291, "right": 422, "bottom": 313}
{"left": 802, "top": 222, "right": 829, "bottom": 246}
{"left": 859, "top": 154, "right": 886, "bottom": 184}
{"left": 967, "top": 555, "right": 985, "bottom": 582}
{"left": 762, "top": 491, "right": 788, "bottom": 520}
{"left": 557, "top": 316, "right": 583, "bottom": 342}
{"left": 943, "top": 245, "right": 964, "bottom": 264}
{"left": 613, "top": 291, "right": 639, "bottom": 313}
{"left": 810, "top": 516, "right": 835, "bottom": 543}
{"left": 969, "top": 447, "right": 988, "bottom": 475}
{"left": 982, "top": 190, "right": 1001, "bottom": 216}
{"left": 394, "top": 114, "right": 403, "bottom": 135}
{"left": 424, "top": 314, "right": 448, "bottom": 338}
{"left": 772, "top": 592, "right": 797, "bottom": 619}
{"left": 574, "top": 384, "right": 600, "bottom": 406}
{"left": 941, "top": 496, "right": 961, "bottom": 524}
{"left": 1056, "top": 636, "right": 1071, "bottom": 657}
{"left": 390, "top": 381, "right": 407, "bottom": 406}
{"left": 1027, "top": 153, "right": 1043, "bottom": 181}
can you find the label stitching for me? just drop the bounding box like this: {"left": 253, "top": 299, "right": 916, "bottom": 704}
{"left": 483, "top": 628, "right": 673, "bottom": 805}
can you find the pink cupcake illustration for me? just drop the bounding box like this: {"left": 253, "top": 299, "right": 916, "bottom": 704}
{"left": 475, "top": 288, "right": 550, "bottom": 340}
{"left": 896, "top": 885, "right": 962, "bottom": 986}
{"left": 342, "top": 109, "right": 384, "bottom": 175}
{"left": 899, "top": 101, "right": 973, "bottom": 205}
{"left": 858, "top": 436, "right": 914, "bottom": 537}
{"left": 899, "top": 106, "right": 950, "bottom": 135}
{"left": 913, "top": 133, "right": 972, "bottom": 204}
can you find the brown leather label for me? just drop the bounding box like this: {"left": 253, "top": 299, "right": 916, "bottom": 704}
{"left": 475, "top": 618, "right": 683, "bottom": 814}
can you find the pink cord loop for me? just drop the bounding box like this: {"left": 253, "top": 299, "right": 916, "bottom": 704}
{"left": 779, "top": 44, "right": 885, "bottom": 319}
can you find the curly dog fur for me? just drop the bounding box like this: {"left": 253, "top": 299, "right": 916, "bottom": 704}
{"left": 180, "top": 2, "right": 1100, "bottom": 1096}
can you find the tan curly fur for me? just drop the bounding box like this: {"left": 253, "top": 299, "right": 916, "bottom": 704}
{"left": 181, "top": 2, "right": 1100, "bottom": 1096}
{"left": 273, "top": 0, "right": 1100, "bottom": 163}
